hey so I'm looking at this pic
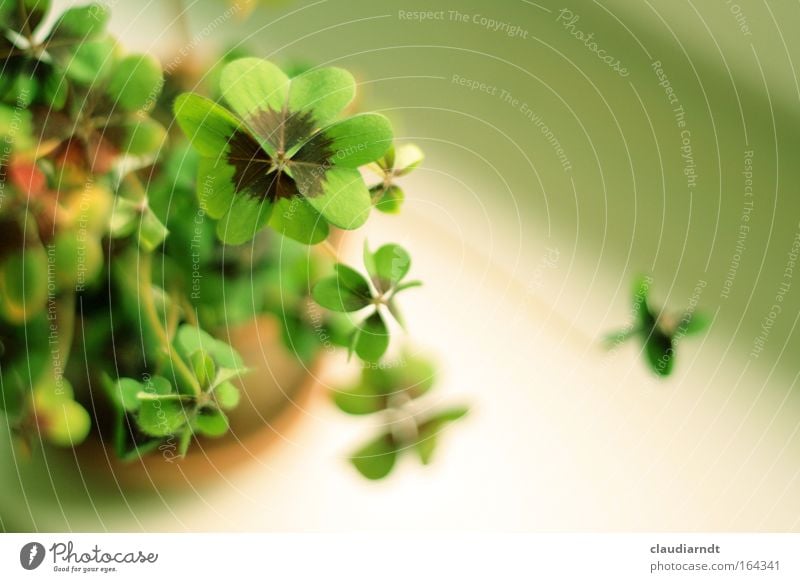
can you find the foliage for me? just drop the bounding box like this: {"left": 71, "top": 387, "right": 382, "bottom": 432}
{"left": 0, "top": 1, "right": 451, "bottom": 480}
{"left": 332, "top": 353, "right": 468, "bottom": 479}
{"left": 312, "top": 242, "right": 421, "bottom": 363}
{"left": 605, "top": 276, "right": 708, "bottom": 377}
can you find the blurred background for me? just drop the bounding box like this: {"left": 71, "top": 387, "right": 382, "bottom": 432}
{"left": 3, "top": 0, "right": 800, "bottom": 531}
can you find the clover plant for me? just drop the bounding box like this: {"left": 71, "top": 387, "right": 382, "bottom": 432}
{"left": 605, "top": 276, "right": 708, "bottom": 376}
{"left": 333, "top": 353, "right": 469, "bottom": 479}
{"left": 0, "top": 1, "right": 465, "bottom": 478}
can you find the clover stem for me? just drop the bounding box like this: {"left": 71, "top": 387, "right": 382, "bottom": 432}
{"left": 321, "top": 240, "right": 341, "bottom": 262}
{"left": 137, "top": 250, "right": 201, "bottom": 397}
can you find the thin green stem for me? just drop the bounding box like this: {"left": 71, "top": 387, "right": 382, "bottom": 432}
{"left": 137, "top": 250, "right": 201, "bottom": 397}
{"left": 321, "top": 240, "right": 341, "bottom": 263}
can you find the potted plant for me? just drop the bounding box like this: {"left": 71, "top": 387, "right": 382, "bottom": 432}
{"left": 0, "top": 0, "right": 468, "bottom": 502}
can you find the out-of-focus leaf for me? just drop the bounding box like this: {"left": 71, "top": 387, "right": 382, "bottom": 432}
{"left": 193, "top": 407, "right": 229, "bottom": 437}
{"left": 106, "top": 54, "right": 162, "bottom": 112}
{"left": 414, "top": 406, "right": 469, "bottom": 464}
{"left": 350, "top": 432, "right": 397, "bottom": 480}
{"left": 214, "top": 381, "right": 240, "bottom": 410}
{"left": 372, "top": 184, "right": 404, "bottom": 214}
{"left": 138, "top": 207, "right": 168, "bottom": 251}
{"left": 0, "top": 245, "right": 48, "bottom": 324}
{"left": 676, "top": 311, "right": 709, "bottom": 336}
{"left": 47, "top": 3, "right": 109, "bottom": 41}
{"left": 332, "top": 382, "right": 387, "bottom": 415}
{"left": 644, "top": 329, "right": 674, "bottom": 377}
{"left": 312, "top": 264, "right": 372, "bottom": 312}
{"left": 136, "top": 397, "right": 186, "bottom": 437}
{"left": 392, "top": 143, "right": 424, "bottom": 176}
{"left": 268, "top": 196, "right": 329, "bottom": 245}
{"left": 62, "top": 38, "right": 116, "bottom": 85}
{"left": 354, "top": 311, "right": 389, "bottom": 363}
{"left": 191, "top": 350, "right": 216, "bottom": 390}
{"left": 364, "top": 243, "right": 410, "bottom": 292}
{"left": 175, "top": 324, "right": 245, "bottom": 373}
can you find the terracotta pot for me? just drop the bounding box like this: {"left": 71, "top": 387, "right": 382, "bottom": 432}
{"left": 77, "top": 314, "right": 324, "bottom": 491}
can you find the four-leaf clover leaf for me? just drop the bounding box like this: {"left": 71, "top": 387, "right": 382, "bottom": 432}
{"left": 312, "top": 242, "right": 421, "bottom": 363}
{"left": 38, "top": 45, "right": 166, "bottom": 174}
{"left": 368, "top": 143, "right": 424, "bottom": 214}
{"left": 333, "top": 352, "right": 468, "bottom": 479}
{"left": 101, "top": 324, "right": 247, "bottom": 460}
{"left": 605, "top": 275, "right": 708, "bottom": 377}
{"left": 0, "top": 1, "right": 111, "bottom": 108}
{"left": 174, "top": 58, "right": 394, "bottom": 245}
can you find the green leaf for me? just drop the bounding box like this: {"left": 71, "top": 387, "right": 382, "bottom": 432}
{"left": 297, "top": 113, "right": 393, "bottom": 168}
{"left": 220, "top": 58, "right": 289, "bottom": 139}
{"left": 143, "top": 375, "right": 173, "bottom": 396}
{"left": 414, "top": 406, "right": 469, "bottom": 465}
{"left": 0, "top": 245, "right": 48, "bottom": 324}
{"left": 4, "top": 0, "right": 50, "bottom": 33}
{"left": 195, "top": 156, "right": 238, "bottom": 220}
{"left": 268, "top": 196, "right": 329, "bottom": 245}
{"left": 136, "top": 398, "right": 186, "bottom": 437}
{"left": 175, "top": 324, "right": 246, "bottom": 373}
{"left": 394, "top": 280, "right": 422, "bottom": 293}
{"left": 354, "top": 311, "right": 389, "bottom": 363}
{"left": 51, "top": 230, "right": 102, "bottom": 290}
{"left": 398, "top": 355, "right": 437, "bottom": 398}
{"left": 174, "top": 93, "right": 248, "bottom": 157}
{"left": 392, "top": 143, "right": 424, "bottom": 176}
{"left": 47, "top": 3, "right": 109, "bottom": 41}
{"left": 32, "top": 378, "right": 92, "bottom": 447}
{"left": 676, "top": 311, "right": 709, "bottom": 336}
{"left": 42, "top": 399, "right": 92, "bottom": 447}
{"left": 214, "top": 381, "right": 240, "bottom": 410}
{"left": 193, "top": 407, "right": 229, "bottom": 437}
{"left": 116, "top": 378, "right": 144, "bottom": 412}
{"left": 644, "top": 329, "right": 674, "bottom": 377}
{"left": 216, "top": 192, "right": 273, "bottom": 245}
{"left": 41, "top": 68, "right": 68, "bottom": 110}
{"left": 191, "top": 350, "right": 216, "bottom": 390}
{"left": 106, "top": 54, "right": 162, "bottom": 112}
{"left": 373, "top": 184, "right": 404, "bottom": 214}
{"left": 62, "top": 38, "right": 116, "bottom": 85}
{"left": 332, "top": 382, "right": 387, "bottom": 415}
{"left": 312, "top": 264, "right": 372, "bottom": 312}
{"left": 114, "top": 116, "right": 166, "bottom": 157}
{"left": 0, "top": 366, "right": 26, "bottom": 418}
{"left": 350, "top": 433, "right": 397, "bottom": 480}
{"left": 288, "top": 67, "right": 355, "bottom": 128}
{"left": 365, "top": 243, "right": 411, "bottom": 292}
{"left": 297, "top": 166, "right": 371, "bottom": 230}
{"left": 138, "top": 207, "right": 169, "bottom": 251}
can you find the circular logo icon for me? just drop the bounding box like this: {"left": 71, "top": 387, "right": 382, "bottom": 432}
{"left": 20, "top": 542, "right": 45, "bottom": 570}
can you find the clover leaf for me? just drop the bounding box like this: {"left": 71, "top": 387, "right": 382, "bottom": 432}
{"left": 0, "top": 1, "right": 111, "bottom": 108}
{"left": 31, "top": 377, "right": 91, "bottom": 447}
{"left": 333, "top": 352, "right": 468, "bottom": 479}
{"left": 38, "top": 45, "right": 166, "bottom": 174}
{"left": 333, "top": 352, "right": 436, "bottom": 415}
{"left": 312, "top": 242, "right": 420, "bottom": 363}
{"left": 350, "top": 433, "right": 397, "bottom": 480}
{"left": 99, "top": 324, "right": 248, "bottom": 458}
{"left": 368, "top": 143, "right": 424, "bottom": 214}
{"left": 174, "top": 58, "right": 394, "bottom": 246}
{"left": 605, "top": 275, "right": 708, "bottom": 377}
